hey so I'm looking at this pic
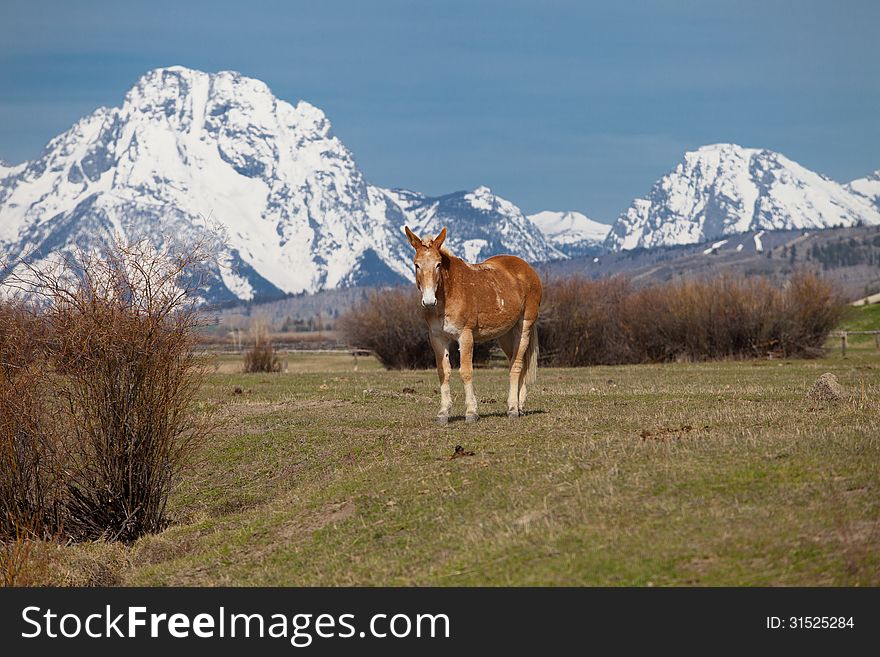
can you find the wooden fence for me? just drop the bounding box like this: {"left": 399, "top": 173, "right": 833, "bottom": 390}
{"left": 829, "top": 330, "right": 880, "bottom": 357}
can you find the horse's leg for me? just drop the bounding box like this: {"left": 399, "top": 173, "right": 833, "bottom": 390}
{"left": 498, "top": 327, "right": 516, "bottom": 364}
{"left": 458, "top": 328, "right": 478, "bottom": 422}
{"left": 499, "top": 326, "right": 524, "bottom": 409}
{"left": 431, "top": 334, "right": 452, "bottom": 424}
{"left": 507, "top": 316, "right": 535, "bottom": 418}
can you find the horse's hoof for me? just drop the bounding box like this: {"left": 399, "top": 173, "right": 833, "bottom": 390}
{"left": 436, "top": 415, "right": 449, "bottom": 426}
{"left": 507, "top": 410, "right": 520, "bottom": 419}
{"left": 466, "top": 414, "right": 480, "bottom": 423}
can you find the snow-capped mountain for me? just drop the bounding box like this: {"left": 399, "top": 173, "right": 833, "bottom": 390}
{"left": 377, "top": 186, "right": 564, "bottom": 263}
{"left": 605, "top": 143, "right": 880, "bottom": 251}
{"left": 527, "top": 210, "right": 610, "bottom": 257}
{"left": 0, "top": 66, "right": 561, "bottom": 302}
{"left": 848, "top": 171, "right": 880, "bottom": 211}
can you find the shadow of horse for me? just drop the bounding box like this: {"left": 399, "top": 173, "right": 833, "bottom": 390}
{"left": 441, "top": 409, "right": 547, "bottom": 424}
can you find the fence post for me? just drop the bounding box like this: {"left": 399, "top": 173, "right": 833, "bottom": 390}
{"left": 840, "top": 332, "right": 847, "bottom": 358}
{"left": 875, "top": 334, "right": 880, "bottom": 351}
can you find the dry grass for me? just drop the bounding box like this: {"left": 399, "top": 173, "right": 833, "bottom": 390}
{"left": 243, "top": 320, "right": 281, "bottom": 373}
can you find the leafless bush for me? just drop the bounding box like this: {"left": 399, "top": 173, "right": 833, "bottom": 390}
{"left": 539, "top": 277, "right": 634, "bottom": 366}
{"left": 2, "top": 239, "right": 213, "bottom": 543}
{"left": 243, "top": 320, "right": 281, "bottom": 373}
{"left": 779, "top": 272, "right": 846, "bottom": 358}
{"left": 338, "top": 288, "right": 491, "bottom": 369}
{"left": 539, "top": 272, "right": 844, "bottom": 366}
{"left": 0, "top": 303, "right": 65, "bottom": 542}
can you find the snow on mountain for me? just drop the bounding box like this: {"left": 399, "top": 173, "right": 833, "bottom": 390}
{"left": 847, "top": 171, "right": 880, "bottom": 211}
{"left": 375, "top": 186, "right": 564, "bottom": 264}
{"left": 527, "top": 210, "right": 610, "bottom": 257}
{"left": 0, "top": 66, "right": 561, "bottom": 302}
{"left": 605, "top": 143, "right": 880, "bottom": 251}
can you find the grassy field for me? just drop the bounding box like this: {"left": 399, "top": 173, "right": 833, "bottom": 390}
{"left": 37, "top": 334, "right": 880, "bottom": 587}
{"left": 841, "top": 302, "right": 880, "bottom": 335}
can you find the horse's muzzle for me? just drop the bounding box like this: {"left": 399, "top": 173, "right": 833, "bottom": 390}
{"left": 421, "top": 299, "right": 437, "bottom": 308}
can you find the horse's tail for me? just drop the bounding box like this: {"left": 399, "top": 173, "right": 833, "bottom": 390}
{"left": 523, "top": 323, "right": 538, "bottom": 385}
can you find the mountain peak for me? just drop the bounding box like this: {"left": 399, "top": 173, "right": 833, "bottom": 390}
{"left": 694, "top": 142, "right": 754, "bottom": 153}
{"left": 0, "top": 67, "right": 560, "bottom": 302}
{"left": 606, "top": 145, "right": 880, "bottom": 251}
{"left": 377, "top": 186, "right": 563, "bottom": 263}
{"left": 853, "top": 169, "right": 880, "bottom": 182}
{"left": 848, "top": 170, "right": 880, "bottom": 211}
{"left": 528, "top": 210, "right": 610, "bottom": 257}
{"left": 463, "top": 185, "right": 506, "bottom": 214}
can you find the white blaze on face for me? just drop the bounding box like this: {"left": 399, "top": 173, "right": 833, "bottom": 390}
{"left": 416, "top": 247, "right": 441, "bottom": 307}
{"left": 422, "top": 285, "right": 437, "bottom": 306}
{"left": 421, "top": 276, "right": 437, "bottom": 307}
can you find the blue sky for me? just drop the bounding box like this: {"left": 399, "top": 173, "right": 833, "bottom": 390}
{"left": 1, "top": 0, "right": 877, "bottom": 221}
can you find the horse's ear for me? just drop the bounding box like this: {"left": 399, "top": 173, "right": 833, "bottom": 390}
{"left": 404, "top": 226, "right": 421, "bottom": 250}
{"left": 433, "top": 227, "right": 447, "bottom": 250}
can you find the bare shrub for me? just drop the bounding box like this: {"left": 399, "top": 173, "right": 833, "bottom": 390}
{"left": 625, "top": 277, "right": 786, "bottom": 362}
{"left": 0, "top": 302, "right": 64, "bottom": 541}
{"left": 539, "top": 277, "right": 633, "bottom": 366}
{"left": 780, "top": 272, "right": 846, "bottom": 357}
{"left": 243, "top": 320, "right": 281, "bottom": 373}
{"left": 540, "top": 272, "right": 844, "bottom": 366}
{"left": 4, "top": 239, "right": 213, "bottom": 543}
{"left": 338, "top": 288, "right": 491, "bottom": 369}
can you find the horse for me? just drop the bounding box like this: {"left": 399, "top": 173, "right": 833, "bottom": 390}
{"left": 404, "top": 225, "right": 543, "bottom": 424}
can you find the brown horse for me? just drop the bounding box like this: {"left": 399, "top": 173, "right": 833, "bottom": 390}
{"left": 404, "top": 226, "right": 543, "bottom": 424}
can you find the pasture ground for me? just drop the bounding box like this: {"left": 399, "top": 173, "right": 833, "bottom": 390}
{"left": 33, "top": 341, "right": 880, "bottom": 586}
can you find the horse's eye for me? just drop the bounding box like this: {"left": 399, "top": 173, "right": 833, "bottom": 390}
{"left": 435, "top": 263, "right": 440, "bottom": 270}
{"left": 415, "top": 264, "right": 420, "bottom": 271}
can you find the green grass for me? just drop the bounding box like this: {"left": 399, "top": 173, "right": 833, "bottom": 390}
{"left": 841, "top": 303, "right": 880, "bottom": 332}
{"left": 49, "top": 348, "right": 880, "bottom": 586}
{"left": 838, "top": 303, "right": 880, "bottom": 350}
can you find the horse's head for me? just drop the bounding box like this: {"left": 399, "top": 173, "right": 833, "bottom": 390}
{"left": 404, "top": 226, "right": 447, "bottom": 308}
